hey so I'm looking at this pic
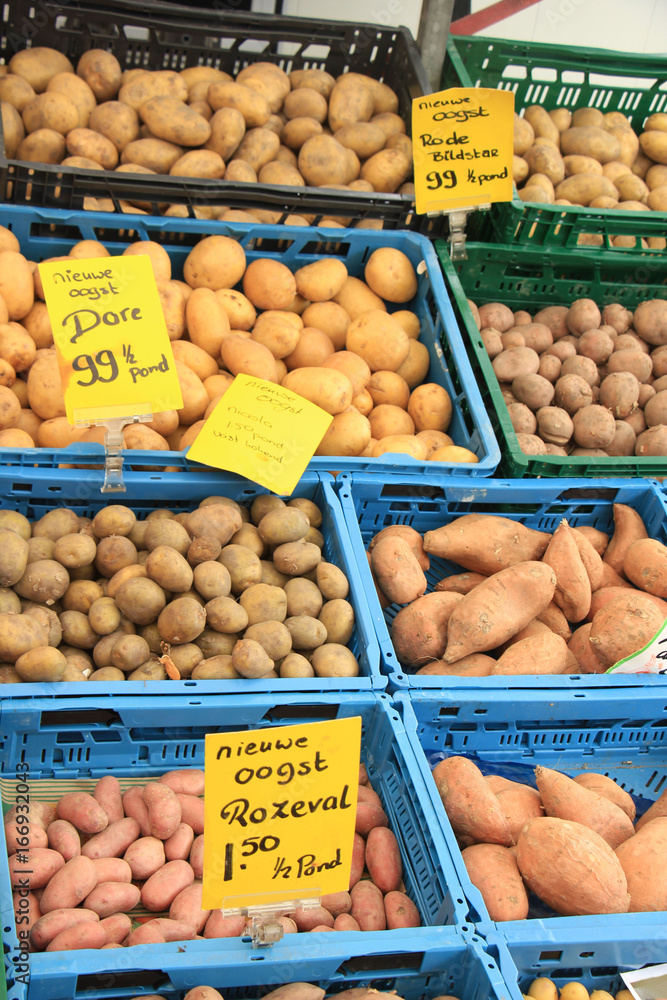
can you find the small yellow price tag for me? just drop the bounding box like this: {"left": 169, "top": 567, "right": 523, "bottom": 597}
{"left": 38, "top": 255, "right": 183, "bottom": 424}
{"left": 186, "top": 373, "right": 333, "bottom": 495}
{"left": 202, "top": 717, "right": 361, "bottom": 910}
{"left": 412, "top": 87, "right": 514, "bottom": 214}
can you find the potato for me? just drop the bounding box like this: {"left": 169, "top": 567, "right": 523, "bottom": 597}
{"left": 76, "top": 49, "right": 121, "bottom": 101}
{"left": 346, "top": 310, "right": 409, "bottom": 372}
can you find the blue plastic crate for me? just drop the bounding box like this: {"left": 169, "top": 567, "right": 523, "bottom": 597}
{"left": 59, "top": 936, "right": 510, "bottom": 1000}
{"left": 0, "top": 693, "right": 475, "bottom": 1000}
{"left": 0, "top": 470, "right": 384, "bottom": 695}
{"left": 334, "top": 473, "right": 667, "bottom": 690}
{"left": 396, "top": 688, "right": 667, "bottom": 940}
{"left": 484, "top": 919, "right": 667, "bottom": 1000}
{"left": 0, "top": 205, "right": 499, "bottom": 480}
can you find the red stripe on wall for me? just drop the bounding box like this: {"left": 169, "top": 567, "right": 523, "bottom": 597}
{"left": 450, "top": 0, "right": 543, "bottom": 35}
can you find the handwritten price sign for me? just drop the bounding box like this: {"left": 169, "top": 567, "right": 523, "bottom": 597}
{"left": 202, "top": 718, "right": 361, "bottom": 910}
{"left": 412, "top": 87, "right": 514, "bottom": 214}
{"left": 186, "top": 373, "right": 333, "bottom": 495}
{"left": 38, "top": 255, "right": 183, "bottom": 424}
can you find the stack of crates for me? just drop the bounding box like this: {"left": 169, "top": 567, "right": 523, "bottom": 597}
{"left": 1, "top": 8, "right": 667, "bottom": 1000}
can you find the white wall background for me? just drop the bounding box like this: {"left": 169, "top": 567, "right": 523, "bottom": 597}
{"left": 250, "top": 0, "right": 667, "bottom": 56}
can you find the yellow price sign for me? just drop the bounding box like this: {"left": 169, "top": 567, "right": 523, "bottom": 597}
{"left": 202, "top": 717, "right": 362, "bottom": 910}
{"left": 412, "top": 87, "right": 514, "bottom": 214}
{"left": 38, "top": 255, "right": 183, "bottom": 424}
{"left": 186, "top": 373, "right": 333, "bottom": 495}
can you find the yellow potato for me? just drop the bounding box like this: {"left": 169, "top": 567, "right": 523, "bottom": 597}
{"left": 76, "top": 50, "right": 122, "bottom": 102}
{"left": 364, "top": 248, "right": 417, "bottom": 304}
{"left": 9, "top": 48, "right": 73, "bottom": 93}
{"left": 88, "top": 102, "right": 140, "bottom": 153}
{"left": 371, "top": 434, "right": 428, "bottom": 460}
{"left": 46, "top": 72, "right": 97, "bottom": 128}
{"left": 281, "top": 367, "right": 354, "bottom": 414}
{"left": 22, "top": 92, "right": 79, "bottom": 135}
{"left": 1, "top": 102, "right": 25, "bottom": 158}
{"left": 208, "top": 81, "right": 271, "bottom": 127}
{"left": 119, "top": 70, "right": 188, "bottom": 110}
{"left": 408, "top": 383, "right": 452, "bottom": 432}
{"left": 360, "top": 149, "right": 410, "bottom": 192}
{"left": 298, "top": 134, "right": 349, "bottom": 187}
{"left": 315, "top": 408, "right": 371, "bottom": 456}
{"left": 121, "top": 138, "right": 182, "bottom": 173}
{"left": 16, "top": 128, "right": 66, "bottom": 164}
{"left": 0, "top": 252, "right": 34, "bottom": 320}
{"left": 184, "top": 236, "right": 246, "bottom": 290}
{"left": 171, "top": 341, "right": 219, "bottom": 382}
{"left": 560, "top": 126, "right": 622, "bottom": 163}
{"left": 170, "top": 150, "right": 225, "bottom": 178}
{"left": 639, "top": 129, "right": 667, "bottom": 165}
{"left": 186, "top": 287, "right": 230, "bottom": 358}
{"left": 139, "top": 97, "right": 211, "bottom": 147}
{"left": 346, "top": 310, "right": 409, "bottom": 372}
{"left": 0, "top": 75, "right": 36, "bottom": 112}
{"left": 220, "top": 336, "right": 278, "bottom": 382}
{"left": 66, "top": 128, "right": 119, "bottom": 169}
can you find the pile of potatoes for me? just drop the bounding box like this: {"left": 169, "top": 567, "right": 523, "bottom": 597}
{"left": 469, "top": 293, "right": 667, "bottom": 459}
{"left": 524, "top": 978, "right": 633, "bottom": 1000}
{"left": 0, "top": 493, "right": 363, "bottom": 684}
{"left": 0, "top": 225, "right": 461, "bottom": 465}
{"left": 8, "top": 764, "right": 421, "bottom": 952}
{"left": 513, "top": 105, "right": 667, "bottom": 245}
{"left": 128, "top": 990, "right": 451, "bottom": 1000}
{"left": 366, "top": 502, "right": 667, "bottom": 677}
{"left": 434, "top": 755, "right": 667, "bottom": 918}
{"left": 0, "top": 46, "right": 414, "bottom": 226}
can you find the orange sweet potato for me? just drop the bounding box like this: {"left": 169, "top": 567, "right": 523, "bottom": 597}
{"left": 573, "top": 773, "right": 636, "bottom": 821}
{"left": 603, "top": 503, "right": 648, "bottom": 577}
{"left": 462, "top": 843, "right": 529, "bottom": 921}
{"left": 391, "top": 591, "right": 463, "bottom": 667}
{"left": 636, "top": 788, "right": 667, "bottom": 831}
{"left": 623, "top": 538, "right": 667, "bottom": 598}
{"left": 588, "top": 593, "right": 665, "bottom": 668}
{"left": 431, "top": 756, "right": 514, "bottom": 846}
{"left": 597, "top": 562, "right": 634, "bottom": 590}
{"left": 415, "top": 654, "right": 495, "bottom": 677}
{"left": 435, "top": 572, "right": 487, "bottom": 594}
{"left": 615, "top": 817, "right": 667, "bottom": 911}
{"left": 542, "top": 519, "right": 591, "bottom": 622}
{"left": 423, "top": 514, "right": 550, "bottom": 576}
{"left": 496, "top": 619, "right": 552, "bottom": 653}
{"left": 535, "top": 601, "right": 572, "bottom": 640}
{"left": 535, "top": 765, "right": 635, "bottom": 848}
{"left": 572, "top": 529, "right": 605, "bottom": 591}
{"left": 443, "top": 561, "right": 557, "bottom": 662}
{"left": 370, "top": 535, "right": 427, "bottom": 606}
{"left": 567, "top": 622, "right": 607, "bottom": 673}
{"left": 573, "top": 525, "right": 609, "bottom": 556}
{"left": 495, "top": 783, "right": 544, "bottom": 843}
{"left": 517, "top": 817, "right": 630, "bottom": 916}
{"left": 588, "top": 586, "right": 667, "bottom": 621}
{"left": 368, "top": 524, "right": 429, "bottom": 571}
{"left": 492, "top": 633, "right": 569, "bottom": 674}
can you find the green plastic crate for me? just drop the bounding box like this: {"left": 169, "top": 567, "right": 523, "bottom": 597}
{"left": 436, "top": 238, "right": 667, "bottom": 478}
{"left": 443, "top": 34, "right": 667, "bottom": 251}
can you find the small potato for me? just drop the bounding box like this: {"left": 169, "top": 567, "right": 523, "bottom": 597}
{"left": 232, "top": 637, "right": 273, "bottom": 678}
{"left": 239, "top": 582, "right": 287, "bottom": 624}
{"left": 244, "top": 620, "right": 292, "bottom": 660}
{"left": 193, "top": 561, "right": 231, "bottom": 601}
{"left": 272, "top": 540, "right": 322, "bottom": 576}
{"left": 318, "top": 599, "right": 354, "bottom": 644}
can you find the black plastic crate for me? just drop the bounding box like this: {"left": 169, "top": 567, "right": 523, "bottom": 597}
{"left": 0, "top": 0, "right": 442, "bottom": 233}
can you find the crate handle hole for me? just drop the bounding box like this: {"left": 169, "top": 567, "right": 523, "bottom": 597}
{"left": 539, "top": 951, "right": 562, "bottom": 961}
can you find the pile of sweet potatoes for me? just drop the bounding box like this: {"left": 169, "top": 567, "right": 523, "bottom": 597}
{"left": 433, "top": 755, "right": 667, "bottom": 918}
{"left": 367, "top": 502, "right": 667, "bottom": 675}
{"left": 7, "top": 764, "right": 420, "bottom": 953}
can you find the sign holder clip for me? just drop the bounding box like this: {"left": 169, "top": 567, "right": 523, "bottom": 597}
{"left": 226, "top": 898, "right": 321, "bottom": 949}
{"left": 73, "top": 412, "right": 152, "bottom": 494}
{"left": 430, "top": 205, "right": 490, "bottom": 261}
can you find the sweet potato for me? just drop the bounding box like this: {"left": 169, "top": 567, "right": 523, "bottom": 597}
{"left": 573, "top": 773, "right": 636, "bottom": 821}
{"left": 517, "top": 817, "right": 630, "bottom": 915}
{"left": 542, "top": 519, "right": 591, "bottom": 622}
{"left": 615, "top": 817, "right": 667, "bottom": 911}
{"left": 535, "top": 601, "right": 572, "bottom": 640}
{"left": 597, "top": 561, "right": 634, "bottom": 590}
{"left": 623, "top": 538, "right": 667, "bottom": 597}
{"left": 495, "top": 783, "right": 544, "bottom": 842}
{"left": 431, "top": 756, "right": 514, "bottom": 845}
{"left": 492, "top": 632, "right": 569, "bottom": 674}
{"left": 573, "top": 525, "right": 609, "bottom": 556}
{"left": 535, "top": 765, "right": 635, "bottom": 848}
{"left": 443, "top": 561, "right": 557, "bottom": 662}
{"left": 370, "top": 535, "right": 427, "bottom": 605}
{"left": 568, "top": 622, "right": 607, "bottom": 673}
{"left": 415, "top": 654, "right": 495, "bottom": 677}
{"left": 423, "top": 514, "right": 550, "bottom": 575}
{"left": 435, "top": 572, "right": 487, "bottom": 594}
{"left": 496, "top": 619, "right": 552, "bottom": 652}
{"left": 390, "top": 591, "right": 463, "bottom": 667}
{"left": 572, "top": 529, "right": 605, "bottom": 591}
{"left": 368, "top": 524, "right": 429, "bottom": 571}
{"left": 462, "top": 843, "right": 529, "bottom": 921}
{"left": 603, "top": 504, "right": 648, "bottom": 576}
{"left": 588, "top": 586, "right": 667, "bottom": 621}
{"left": 589, "top": 593, "right": 665, "bottom": 668}
{"left": 636, "top": 788, "right": 667, "bottom": 831}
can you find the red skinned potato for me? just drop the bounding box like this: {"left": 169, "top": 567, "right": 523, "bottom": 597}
{"left": 169, "top": 882, "right": 211, "bottom": 934}
{"left": 364, "top": 826, "right": 402, "bottom": 892}
{"left": 83, "top": 880, "right": 141, "bottom": 918}
{"left": 432, "top": 755, "right": 514, "bottom": 845}
{"left": 143, "top": 781, "right": 182, "bottom": 840}
{"left": 535, "top": 765, "right": 634, "bottom": 848}
{"left": 542, "top": 519, "right": 591, "bottom": 622}
{"left": 443, "top": 561, "right": 557, "bottom": 662}
{"left": 350, "top": 879, "right": 386, "bottom": 930}
{"left": 516, "top": 817, "right": 630, "bottom": 916}
{"left": 56, "top": 792, "right": 109, "bottom": 834}
{"left": 391, "top": 591, "right": 463, "bottom": 667}
{"left": 204, "top": 911, "right": 248, "bottom": 938}
{"left": 462, "top": 843, "right": 529, "bottom": 921}
{"left": 158, "top": 768, "right": 205, "bottom": 796}
{"left": 615, "top": 817, "right": 667, "bottom": 911}
{"left": 81, "top": 817, "right": 140, "bottom": 859}
{"left": 45, "top": 920, "right": 107, "bottom": 952}
{"left": 423, "top": 514, "right": 550, "bottom": 575}
{"left": 9, "top": 847, "right": 65, "bottom": 888}
{"left": 93, "top": 775, "right": 124, "bottom": 824}
{"left": 39, "top": 855, "right": 98, "bottom": 913}
{"left": 30, "top": 907, "right": 100, "bottom": 951}
{"left": 370, "top": 535, "right": 426, "bottom": 605}
{"left": 122, "top": 785, "right": 151, "bottom": 837}
{"left": 384, "top": 890, "right": 421, "bottom": 928}
{"left": 141, "top": 859, "right": 195, "bottom": 911}
{"left": 349, "top": 832, "right": 366, "bottom": 887}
